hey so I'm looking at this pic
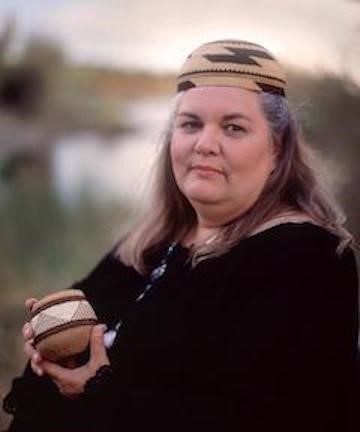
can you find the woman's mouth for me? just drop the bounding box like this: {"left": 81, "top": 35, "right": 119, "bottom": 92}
{"left": 191, "top": 164, "right": 223, "bottom": 175}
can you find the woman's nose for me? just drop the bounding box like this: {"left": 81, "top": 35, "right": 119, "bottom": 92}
{"left": 193, "top": 126, "right": 221, "bottom": 155}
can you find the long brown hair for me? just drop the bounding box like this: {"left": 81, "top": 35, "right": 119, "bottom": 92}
{"left": 117, "top": 92, "right": 353, "bottom": 273}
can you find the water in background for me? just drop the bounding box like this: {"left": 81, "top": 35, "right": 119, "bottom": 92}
{"left": 52, "top": 96, "right": 172, "bottom": 206}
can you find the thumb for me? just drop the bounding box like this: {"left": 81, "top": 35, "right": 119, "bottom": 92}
{"left": 40, "top": 360, "right": 69, "bottom": 381}
{"left": 25, "top": 297, "right": 39, "bottom": 313}
{"left": 89, "top": 324, "right": 109, "bottom": 367}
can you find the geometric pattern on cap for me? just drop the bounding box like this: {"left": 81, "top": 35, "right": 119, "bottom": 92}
{"left": 177, "top": 39, "right": 286, "bottom": 96}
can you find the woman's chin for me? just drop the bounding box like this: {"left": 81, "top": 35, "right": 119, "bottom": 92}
{"left": 186, "top": 189, "right": 222, "bottom": 206}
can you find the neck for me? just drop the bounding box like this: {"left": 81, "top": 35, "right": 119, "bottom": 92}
{"left": 182, "top": 203, "right": 242, "bottom": 248}
{"left": 183, "top": 223, "right": 220, "bottom": 249}
{"left": 190, "top": 198, "right": 252, "bottom": 229}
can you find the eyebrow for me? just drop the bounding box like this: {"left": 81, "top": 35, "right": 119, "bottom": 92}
{"left": 176, "top": 111, "right": 251, "bottom": 122}
{"left": 176, "top": 112, "right": 199, "bottom": 119}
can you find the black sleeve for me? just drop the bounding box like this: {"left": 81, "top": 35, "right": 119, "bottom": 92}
{"left": 219, "top": 240, "right": 359, "bottom": 431}
{"left": 3, "top": 363, "right": 83, "bottom": 432}
{"left": 70, "top": 250, "right": 144, "bottom": 327}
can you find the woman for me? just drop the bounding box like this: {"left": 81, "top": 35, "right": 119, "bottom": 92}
{"left": 4, "top": 40, "right": 359, "bottom": 431}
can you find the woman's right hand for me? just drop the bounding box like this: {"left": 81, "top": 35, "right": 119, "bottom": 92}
{"left": 22, "top": 297, "right": 44, "bottom": 376}
{"left": 22, "top": 297, "right": 111, "bottom": 399}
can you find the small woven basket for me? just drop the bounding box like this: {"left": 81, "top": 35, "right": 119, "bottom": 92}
{"left": 30, "top": 289, "right": 98, "bottom": 365}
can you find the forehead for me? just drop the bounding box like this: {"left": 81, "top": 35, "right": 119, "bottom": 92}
{"left": 177, "top": 86, "right": 264, "bottom": 119}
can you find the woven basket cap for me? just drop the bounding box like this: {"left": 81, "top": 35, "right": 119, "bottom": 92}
{"left": 177, "top": 39, "right": 286, "bottom": 96}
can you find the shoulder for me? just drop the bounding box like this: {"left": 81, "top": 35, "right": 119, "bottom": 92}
{"left": 227, "top": 222, "right": 358, "bottom": 289}
{"left": 243, "top": 222, "right": 353, "bottom": 263}
{"left": 70, "top": 247, "right": 146, "bottom": 316}
{"left": 73, "top": 240, "right": 144, "bottom": 288}
{"left": 223, "top": 224, "right": 358, "bottom": 321}
{"left": 249, "top": 222, "right": 338, "bottom": 250}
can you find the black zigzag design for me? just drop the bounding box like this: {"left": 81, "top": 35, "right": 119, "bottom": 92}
{"left": 204, "top": 47, "right": 274, "bottom": 66}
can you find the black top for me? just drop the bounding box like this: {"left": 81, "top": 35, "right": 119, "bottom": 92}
{"left": 4, "top": 223, "right": 359, "bottom": 432}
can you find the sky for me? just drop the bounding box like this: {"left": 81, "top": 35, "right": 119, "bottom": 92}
{"left": 0, "top": 0, "right": 359, "bottom": 80}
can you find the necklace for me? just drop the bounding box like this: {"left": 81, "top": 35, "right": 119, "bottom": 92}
{"left": 204, "top": 233, "right": 218, "bottom": 245}
{"left": 103, "top": 242, "right": 177, "bottom": 348}
{"left": 187, "top": 231, "right": 219, "bottom": 250}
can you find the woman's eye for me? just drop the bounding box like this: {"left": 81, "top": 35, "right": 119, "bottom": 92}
{"left": 224, "top": 124, "right": 245, "bottom": 133}
{"left": 179, "top": 121, "right": 201, "bottom": 131}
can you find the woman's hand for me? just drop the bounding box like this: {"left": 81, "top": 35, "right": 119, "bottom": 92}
{"left": 22, "top": 297, "right": 110, "bottom": 399}
{"left": 23, "top": 297, "right": 43, "bottom": 375}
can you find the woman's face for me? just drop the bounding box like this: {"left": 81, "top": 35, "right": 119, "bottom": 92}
{"left": 170, "top": 86, "right": 276, "bottom": 224}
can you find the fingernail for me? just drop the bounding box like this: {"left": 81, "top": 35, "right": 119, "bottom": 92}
{"left": 37, "top": 368, "right": 43, "bottom": 376}
{"left": 33, "top": 353, "right": 40, "bottom": 363}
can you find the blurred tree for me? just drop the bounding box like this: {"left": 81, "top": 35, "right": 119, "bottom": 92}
{"left": 0, "top": 33, "right": 65, "bottom": 116}
{"left": 0, "top": 15, "right": 15, "bottom": 70}
{"left": 12, "top": 36, "right": 66, "bottom": 116}
{"left": 22, "top": 37, "right": 65, "bottom": 71}
{"left": 0, "top": 65, "right": 45, "bottom": 115}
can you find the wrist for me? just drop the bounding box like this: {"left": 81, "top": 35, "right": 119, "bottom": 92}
{"left": 83, "top": 364, "right": 113, "bottom": 399}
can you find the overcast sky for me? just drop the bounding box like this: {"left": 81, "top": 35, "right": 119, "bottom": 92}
{"left": 0, "top": 0, "right": 359, "bottom": 80}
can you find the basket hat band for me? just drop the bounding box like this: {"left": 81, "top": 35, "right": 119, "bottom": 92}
{"left": 177, "top": 39, "right": 286, "bottom": 97}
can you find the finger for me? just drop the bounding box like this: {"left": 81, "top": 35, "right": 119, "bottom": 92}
{"left": 23, "top": 340, "right": 37, "bottom": 360}
{"left": 24, "top": 340, "right": 43, "bottom": 371}
{"left": 24, "top": 340, "right": 43, "bottom": 376}
{"left": 40, "top": 360, "right": 69, "bottom": 381}
{"left": 31, "top": 359, "right": 44, "bottom": 376}
{"left": 89, "top": 324, "right": 109, "bottom": 368}
{"left": 25, "top": 297, "right": 38, "bottom": 312}
{"left": 22, "top": 322, "right": 34, "bottom": 340}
